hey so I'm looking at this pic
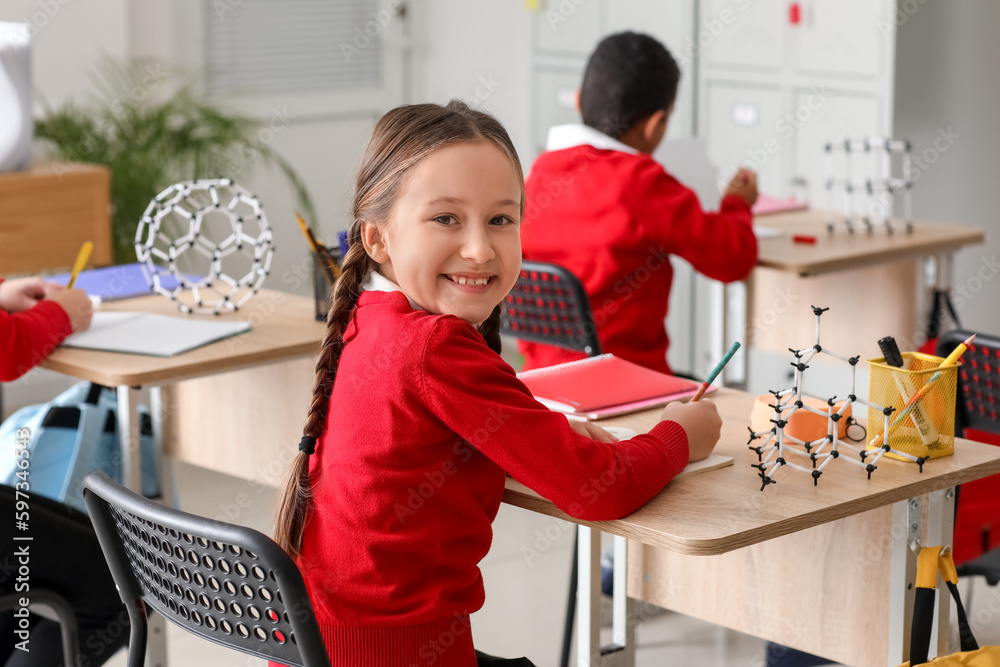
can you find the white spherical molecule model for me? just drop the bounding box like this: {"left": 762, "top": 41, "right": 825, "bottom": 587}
{"left": 134, "top": 179, "right": 274, "bottom": 315}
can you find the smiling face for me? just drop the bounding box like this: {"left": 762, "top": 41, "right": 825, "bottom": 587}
{"left": 361, "top": 140, "right": 523, "bottom": 325}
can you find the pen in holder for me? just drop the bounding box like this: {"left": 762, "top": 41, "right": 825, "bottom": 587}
{"left": 867, "top": 352, "right": 958, "bottom": 461}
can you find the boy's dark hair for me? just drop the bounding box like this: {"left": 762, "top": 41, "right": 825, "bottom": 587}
{"left": 579, "top": 31, "right": 681, "bottom": 140}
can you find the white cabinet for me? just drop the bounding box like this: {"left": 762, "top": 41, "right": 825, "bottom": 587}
{"left": 698, "top": 0, "right": 897, "bottom": 199}
{"left": 704, "top": 83, "right": 786, "bottom": 196}
{"left": 792, "top": 0, "right": 888, "bottom": 78}
{"left": 703, "top": 0, "right": 786, "bottom": 70}
{"left": 530, "top": 0, "right": 696, "bottom": 157}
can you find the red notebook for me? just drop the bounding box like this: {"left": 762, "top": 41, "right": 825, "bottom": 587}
{"left": 517, "top": 354, "right": 708, "bottom": 420}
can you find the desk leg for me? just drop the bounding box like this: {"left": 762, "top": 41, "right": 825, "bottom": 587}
{"left": 887, "top": 490, "right": 956, "bottom": 665}
{"left": 117, "top": 385, "right": 170, "bottom": 666}
{"left": 148, "top": 386, "right": 177, "bottom": 509}
{"left": 116, "top": 386, "right": 143, "bottom": 493}
{"left": 576, "top": 526, "right": 601, "bottom": 666}
{"left": 927, "top": 488, "right": 956, "bottom": 657}
{"left": 576, "top": 529, "right": 635, "bottom": 667}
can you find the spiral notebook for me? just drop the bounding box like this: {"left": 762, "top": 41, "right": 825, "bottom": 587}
{"left": 517, "top": 354, "right": 708, "bottom": 420}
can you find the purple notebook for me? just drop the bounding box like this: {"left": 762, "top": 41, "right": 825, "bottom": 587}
{"left": 49, "top": 263, "right": 180, "bottom": 301}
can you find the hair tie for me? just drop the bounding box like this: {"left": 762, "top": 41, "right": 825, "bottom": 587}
{"left": 298, "top": 436, "right": 317, "bottom": 455}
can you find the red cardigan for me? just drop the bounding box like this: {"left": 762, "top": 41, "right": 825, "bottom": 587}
{"left": 0, "top": 278, "right": 74, "bottom": 381}
{"left": 296, "top": 290, "right": 689, "bottom": 666}
{"left": 520, "top": 144, "right": 758, "bottom": 374}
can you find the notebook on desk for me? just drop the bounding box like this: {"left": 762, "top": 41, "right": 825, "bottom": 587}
{"left": 62, "top": 312, "right": 250, "bottom": 357}
{"left": 518, "top": 354, "right": 709, "bottom": 420}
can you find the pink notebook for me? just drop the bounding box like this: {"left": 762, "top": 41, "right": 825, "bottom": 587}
{"left": 752, "top": 194, "right": 808, "bottom": 216}
{"left": 517, "top": 354, "right": 709, "bottom": 420}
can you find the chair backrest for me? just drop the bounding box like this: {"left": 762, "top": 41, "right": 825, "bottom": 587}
{"left": 500, "top": 260, "right": 601, "bottom": 356}
{"left": 937, "top": 329, "right": 1000, "bottom": 437}
{"left": 82, "top": 472, "right": 330, "bottom": 667}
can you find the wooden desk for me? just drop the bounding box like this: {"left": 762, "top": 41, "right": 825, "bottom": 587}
{"left": 755, "top": 210, "right": 984, "bottom": 277}
{"left": 41, "top": 290, "right": 326, "bottom": 490}
{"left": 745, "top": 211, "right": 985, "bottom": 378}
{"left": 504, "top": 389, "right": 1000, "bottom": 667}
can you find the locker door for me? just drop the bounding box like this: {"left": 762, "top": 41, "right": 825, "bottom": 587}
{"left": 532, "top": 67, "right": 585, "bottom": 156}
{"left": 605, "top": 0, "right": 696, "bottom": 137}
{"left": 790, "top": 91, "right": 880, "bottom": 209}
{"left": 793, "top": 0, "right": 889, "bottom": 78}
{"left": 701, "top": 0, "right": 786, "bottom": 71}
{"left": 705, "top": 84, "right": 785, "bottom": 196}
{"left": 534, "top": 0, "right": 602, "bottom": 56}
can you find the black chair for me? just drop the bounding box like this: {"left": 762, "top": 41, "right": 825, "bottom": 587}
{"left": 500, "top": 260, "right": 601, "bottom": 357}
{"left": 936, "top": 330, "right": 1000, "bottom": 588}
{"left": 82, "top": 472, "right": 330, "bottom": 667}
{"left": 501, "top": 260, "right": 600, "bottom": 667}
{"left": 0, "top": 589, "right": 80, "bottom": 667}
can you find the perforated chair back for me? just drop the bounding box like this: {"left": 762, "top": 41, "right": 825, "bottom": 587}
{"left": 82, "top": 472, "right": 330, "bottom": 667}
{"left": 501, "top": 260, "right": 601, "bottom": 356}
{"left": 937, "top": 330, "right": 1000, "bottom": 436}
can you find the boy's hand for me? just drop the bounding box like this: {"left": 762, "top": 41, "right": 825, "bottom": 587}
{"left": 45, "top": 288, "right": 94, "bottom": 333}
{"left": 0, "top": 277, "right": 61, "bottom": 313}
{"left": 567, "top": 418, "right": 620, "bottom": 443}
{"left": 659, "top": 398, "right": 722, "bottom": 462}
{"left": 725, "top": 168, "right": 759, "bottom": 207}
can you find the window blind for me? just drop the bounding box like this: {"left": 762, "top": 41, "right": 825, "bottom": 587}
{"left": 206, "top": 0, "right": 383, "bottom": 96}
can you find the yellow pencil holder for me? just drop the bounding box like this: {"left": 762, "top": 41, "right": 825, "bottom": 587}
{"left": 867, "top": 352, "right": 958, "bottom": 461}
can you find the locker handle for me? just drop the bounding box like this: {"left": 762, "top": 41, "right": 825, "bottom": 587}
{"left": 789, "top": 2, "right": 801, "bottom": 25}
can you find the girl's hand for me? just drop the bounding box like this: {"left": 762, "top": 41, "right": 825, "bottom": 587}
{"left": 724, "top": 168, "right": 759, "bottom": 207}
{"left": 0, "top": 277, "right": 56, "bottom": 313}
{"left": 567, "top": 418, "right": 620, "bottom": 443}
{"left": 45, "top": 288, "right": 94, "bottom": 333}
{"left": 659, "top": 398, "right": 722, "bottom": 462}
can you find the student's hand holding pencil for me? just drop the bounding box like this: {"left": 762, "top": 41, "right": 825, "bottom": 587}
{"left": 45, "top": 288, "right": 94, "bottom": 333}
{"left": 725, "top": 167, "right": 759, "bottom": 207}
{"left": 660, "top": 399, "right": 722, "bottom": 462}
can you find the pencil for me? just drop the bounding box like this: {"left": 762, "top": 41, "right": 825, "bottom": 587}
{"left": 295, "top": 212, "right": 338, "bottom": 285}
{"left": 67, "top": 242, "right": 93, "bottom": 289}
{"left": 691, "top": 341, "right": 741, "bottom": 402}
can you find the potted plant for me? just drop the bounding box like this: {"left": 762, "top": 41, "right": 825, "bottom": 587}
{"left": 34, "top": 58, "right": 315, "bottom": 265}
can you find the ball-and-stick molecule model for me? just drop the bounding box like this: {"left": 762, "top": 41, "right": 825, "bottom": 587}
{"left": 824, "top": 137, "right": 914, "bottom": 235}
{"left": 747, "top": 306, "right": 927, "bottom": 491}
{"left": 134, "top": 179, "right": 274, "bottom": 315}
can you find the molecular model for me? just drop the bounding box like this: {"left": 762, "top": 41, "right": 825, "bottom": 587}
{"left": 747, "top": 306, "right": 927, "bottom": 491}
{"left": 135, "top": 179, "right": 274, "bottom": 315}
{"left": 824, "top": 138, "right": 914, "bottom": 235}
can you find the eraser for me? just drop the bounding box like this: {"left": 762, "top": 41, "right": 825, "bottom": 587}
{"left": 793, "top": 235, "right": 817, "bottom": 244}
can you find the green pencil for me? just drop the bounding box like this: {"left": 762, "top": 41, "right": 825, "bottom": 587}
{"left": 691, "top": 341, "right": 741, "bottom": 402}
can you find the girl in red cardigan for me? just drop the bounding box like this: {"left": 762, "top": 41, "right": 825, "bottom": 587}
{"left": 0, "top": 276, "right": 92, "bottom": 381}
{"left": 274, "top": 101, "right": 722, "bottom": 667}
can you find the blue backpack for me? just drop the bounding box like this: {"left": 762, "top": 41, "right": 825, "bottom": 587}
{"left": 0, "top": 381, "right": 160, "bottom": 512}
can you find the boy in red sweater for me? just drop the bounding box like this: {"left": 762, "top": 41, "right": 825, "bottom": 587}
{"left": 520, "top": 31, "right": 759, "bottom": 374}
{"left": 0, "top": 276, "right": 92, "bottom": 381}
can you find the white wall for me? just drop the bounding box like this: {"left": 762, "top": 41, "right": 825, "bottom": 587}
{"left": 893, "top": 2, "right": 1000, "bottom": 338}
{"left": 409, "top": 1, "right": 534, "bottom": 171}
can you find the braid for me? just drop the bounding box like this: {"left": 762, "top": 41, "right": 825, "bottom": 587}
{"left": 476, "top": 304, "right": 503, "bottom": 355}
{"left": 275, "top": 226, "right": 373, "bottom": 558}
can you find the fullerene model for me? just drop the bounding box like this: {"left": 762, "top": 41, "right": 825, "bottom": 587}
{"left": 134, "top": 179, "right": 274, "bottom": 315}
